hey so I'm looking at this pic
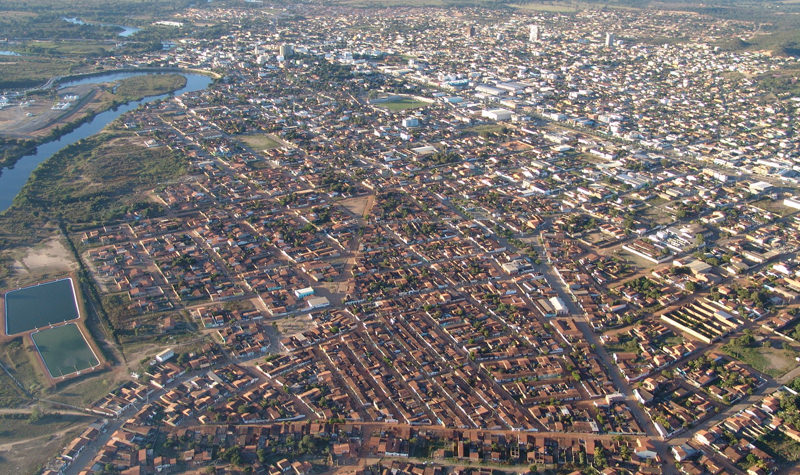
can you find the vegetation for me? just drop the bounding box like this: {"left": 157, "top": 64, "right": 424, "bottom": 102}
{"left": 112, "top": 74, "right": 186, "bottom": 102}
{"left": 0, "top": 138, "right": 39, "bottom": 170}
{"left": 0, "top": 412, "right": 93, "bottom": 442}
{"left": 0, "top": 55, "right": 76, "bottom": 89}
{"left": 0, "top": 130, "right": 185, "bottom": 248}
{"left": 7, "top": 40, "right": 115, "bottom": 58}
{"left": 0, "top": 337, "right": 45, "bottom": 397}
{"left": 756, "top": 69, "right": 800, "bottom": 97}
{"left": 0, "top": 0, "right": 196, "bottom": 36}
{"left": 718, "top": 31, "right": 800, "bottom": 57}
{"left": 0, "top": 370, "right": 29, "bottom": 407}
{"left": 722, "top": 332, "right": 797, "bottom": 378}
{"left": 625, "top": 276, "right": 662, "bottom": 300}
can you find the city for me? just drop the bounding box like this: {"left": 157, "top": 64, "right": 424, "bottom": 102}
{"left": 0, "top": 1, "right": 800, "bottom": 474}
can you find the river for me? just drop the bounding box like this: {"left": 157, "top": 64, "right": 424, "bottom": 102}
{"left": 63, "top": 17, "right": 141, "bottom": 37}
{"left": 0, "top": 71, "right": 212, "bottom": 212}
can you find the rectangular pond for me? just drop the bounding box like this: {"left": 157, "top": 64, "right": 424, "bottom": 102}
{"left": 4, "top": 278, "right": 81, "bottom": 335}
{"left": 31, "top": 323, "right": 99, "bottom": 378}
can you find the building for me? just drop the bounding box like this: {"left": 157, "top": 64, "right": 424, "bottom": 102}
{"left": 549, "top": 296, "right": 568, "bottom": 315}
{"left": 529, "top": 25, "right": 541, "bottom": 42}
{"left": 749, "top": 180, "right": 773, "bottom": 195}
{"left": 784, "top": 196, "right": 800, "bottom": 210}
{"left": 402, "top": 117, "right": 419, "bottom": 128}
{"left": 466, "top": 24, "right": 476, "bottom": 38}
{"left": 294, "top": 287, "right": 315, "bottom": 299}
{"left": 280, "top": 44, "right": 294, "bottom": 58}
{"left": 605, "top": 32, "right": 615, "bottom": 48}
{"left": 308, "top": 296, "right": 330, "bottom": 310}
{"left": 481, "top": 108, "right": 513, "bottom": 121}
{"left": 156, "top": 348, "right": 175, "bottom": 363}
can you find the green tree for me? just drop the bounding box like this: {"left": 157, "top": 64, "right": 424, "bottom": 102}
{"left": 28, "top": 407, "right": 43, "bottom": 424}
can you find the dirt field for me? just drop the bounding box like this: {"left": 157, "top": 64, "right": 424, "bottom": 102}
{"left": 9, "top": 236, "right": 78, "bottom": 283}
{"left": 340, "top": 194, "right": 375, "bottom": 219}
{"left": 0, "top": 422, "right": 85, "bottom": 475}
{"left": 237, "top": 133, "right": 283, "bottom": 152}
{"left": 272, "top": 314, "right": 315, "bottom": 341}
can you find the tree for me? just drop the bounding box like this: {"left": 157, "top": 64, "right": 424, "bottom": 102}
{"left": 594, "top": 446, "right": 607, "bottom": 468}
{"left": 695, "top": 233, "right": 705, "bottom": 248}
{"left": 620, "top": 443, "right": 631, "bottom": 461}
{"left": 28, "top": 407, "right": 43, "bottom": 423}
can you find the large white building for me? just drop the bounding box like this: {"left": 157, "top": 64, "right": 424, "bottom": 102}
{"left": 529, "top": 25, "right": 541, "bottom": 42}
{"left": 481, "top": 108, "right": 512, "bottom": 121}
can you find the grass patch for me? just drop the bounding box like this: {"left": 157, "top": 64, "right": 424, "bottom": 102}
{"left": 752, "top": 198, "right": 796, "bottom": 218}
{"left": 664, "top": 335, "right": 684, "bottom": 347}
{"left": 755, "top": 68, "right": 800, "bottom": 97}
{"left": 614, "top": 249, "right": 653, "bottom": 274}
{"left": 8, "top": 40, "right": 114, "bottom": 58}
{"left": 0, "top": 423, "right": 84, "bottom": 475}
{"left": 717, "top": 30, "right": 800, "bottom": 57}
{"left": 467, "top": 124, "right": 507, "bottom": 135}
{"left": 0, "top": 413, "right": 93, "bottom": 442}
{"left": 237, "top": 133, "right": 282, "bottom": 151}
{"left": 374, "top": 96, "right": 429, "bottom": 111}
{"left": 509, "top": 2, "right": 578, "bottom": 12}
{"left": 0, "top": 55, "right": 76, "bottom": 89}
{"left": 0, "top": 337, "right": 46, "bottom": 396}
{"left": 722, "top": 341, "right": 797, "bottom": 378}
{"left": 756, "top": 429, "right": 800, "bottom": 463}
{"left": 112, "top": 74, "right": 186, "bottom": 102}
{"left": 575, "top": 152, "right": 608, "bottom": 165}
{"left": 47, "top": 371, "right": 118, "bottom": 407}
{"left": 0, "top": 370, "right": 28, "bottom": 407}
{"left": 606, "top": 338, "right": 640, "bottom": 354}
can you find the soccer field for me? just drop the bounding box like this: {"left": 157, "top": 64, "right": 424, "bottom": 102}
{"left": 31, "top": 323, "right": 99, "bottom": 378}
{"left": 4, "top": 278, "right": 80, "bottom": 335}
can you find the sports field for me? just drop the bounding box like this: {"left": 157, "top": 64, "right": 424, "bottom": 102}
{"left": 4, "top": 278, "right": 80, "bottom": 335}
{"left": 376, "top": 96, "right": 430, "bottom": 111}
{"left": 31, "top": 323, "right": 99, "bottom": 378}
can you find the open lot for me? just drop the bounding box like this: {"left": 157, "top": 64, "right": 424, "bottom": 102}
{"left": 0, "top": 420, "right": 85, "bottom": 475}
{"left": 237, "top": 133, "right": 283, "bottom": 151}
{"left": 6, "top": 236, "right": 79, "bottom": 285}
{"left": 723, "top": 337, "right": 798, "bottom": 378}
{"left": 4, "top": 278, "right": 80, "bottom": 335}
{"left": 31, "top": 323, "right": 99, "bottom": 378}
{"left": 374, "top": 96, "right": 430, "bottom": 111}
{"left": 751, "top": 197, "right": 796, "bottom": 218}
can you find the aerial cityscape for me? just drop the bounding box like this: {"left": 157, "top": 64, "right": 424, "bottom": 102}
{"left": 1, "top": 0, "right": 800, "bottom": 474}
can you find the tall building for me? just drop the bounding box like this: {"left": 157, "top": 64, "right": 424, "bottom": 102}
{"left": 466, "top": 24, "right": 476, "bottom": 38}
{"left": 279, "top": 44, "right": 294, "bottom": 58}
{"left": 529, "top": 25, "right": 541, "bottom": 42}
{"left": 605, "top": 32, "right": 615, "bottom": 48}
